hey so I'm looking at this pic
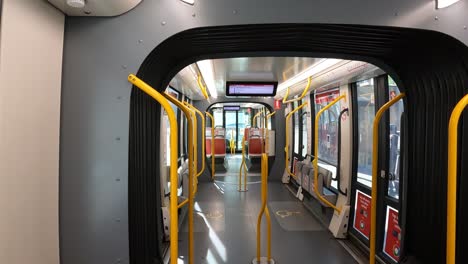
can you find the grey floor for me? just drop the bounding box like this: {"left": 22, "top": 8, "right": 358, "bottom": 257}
{"left": 179, "top": 180, "right": 357, "bottom": 264}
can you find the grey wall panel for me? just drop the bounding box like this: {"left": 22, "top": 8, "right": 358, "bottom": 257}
{"left": 60, "top": 0, "right": 468, "bottom": 263}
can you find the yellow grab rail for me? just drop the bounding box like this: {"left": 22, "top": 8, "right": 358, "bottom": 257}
{"left": 127, "top": 74, "right": 179, "bottom": 264}
{"left": 313, "top": 94, "right": 346, "bottom": 213}
{"left": 285, "top": 102, "right": 308, "bottom": 180}
{"left": 282, "top": 77, "right": 312, "bottom": 104}
{"left": 161, "top": 92, "right": 196, "bottom": 264}
{"left": 253, "top": 110, "right": 265, "bottom": 128}
{"left": 184, "top": 102, "right": 206, "bottom": 178}
{"left": 197, "top": 75, "right": 209, "bottom": 99}
{"left": 230, "top": 129, "right": 236, "bottom": 154}
{"left": 369, "top": 93, "right": 405, "bottom": 264}
{"left": 205, "top": 111, "right": 216, "bottom": 179}
{"left": 446, "top": 93, "right": 468, "bottom": 264}
{"left": 255, "top": 153, "right": 273, "bottom": 263}
{"left": 238, "top": 136, "right": 248, "bottom": 192}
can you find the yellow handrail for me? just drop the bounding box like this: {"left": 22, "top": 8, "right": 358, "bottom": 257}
{"left": 285, "top": 102, "right": 308, "bottom": 180}
{"left": 161, "top": 92, "right": 196, "bottom": 264}
{"left": 230, "top": 129, "right": 236, "bottom": 155}
{"left": 127, "top": 74, "right": 179, "bottom": 264}
{"left": 184, "top": 102, "right": 206, "bottom": 178}
{"left": 282, "top": 77, "right": 312, "bottom": 104}
{"left": 256, "top": 153, "right": 273, "bottom": 262}
{"left": 197, "top": 75, "right": 209, "bottom": 99}
{"left": 447, "top": 93, "right": 468, "bottom": 264}
{"left": 253, "top": 110, "right": 265, "bottom": 128}
{"left": 238, "top": 136, "right": 248, "bottom": 192}
{"left": 369, "top": 93, "right": 405, "bottom": 264}
{"left": 205, "top": 111, "right": 216, "bottom": 179}
{"left": 313, "top": 94, "right": 346, "bottom": 213}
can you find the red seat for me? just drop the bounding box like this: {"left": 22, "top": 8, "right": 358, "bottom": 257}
{"left": 206, "top": 138, "right": 212, "bottom": 157}
{"left": 214, "top": 138, "right": 226, "bottom": 157}
{"left": 214, "top": 127, "right": 226, "bottom": 157}
{"left": 248, "top": 138, "right": 263, "bottom": 157}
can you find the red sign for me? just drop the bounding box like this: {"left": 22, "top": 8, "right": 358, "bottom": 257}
{"left": 353, "top": 190, "right": 371, "bottom": 239}
{"left": 315, "top": 89, "right": 340, "bottom": 104}
{"left": 274, "top": 100, "right": 282, "bottom": 110}
{"left": 383, "top": 206, "right": 401, "bottom": 262}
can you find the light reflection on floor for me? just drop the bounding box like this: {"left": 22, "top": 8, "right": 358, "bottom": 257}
{"left": 195, "top": 202, "right": 227, "bottom": 263}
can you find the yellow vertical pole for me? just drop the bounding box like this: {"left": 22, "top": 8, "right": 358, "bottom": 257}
{"left": 314, "top": 95, "right": 346, "bottom": 213}
{"left": 205, "top": 112, "right": 216, "bottom": 179}
{"left": 253, "top": 110, "right": 265, "bottom": 128}
{"left": 239, "top": 136, "right": 247, "bottom": 191}
{"left": 285, "top": 102, "right": 308, "bottom": 180}
{"left": 184, "top": 102, "right": 206, "bottom": 178}
{"left": 190, "top": 109, "right": 198, "bottom": 195}
{"left": 255, "top": 153, "right": 273, "bottom": 262}
{"left": 369, "top": 93, "right": 405, "bottom": 264}
{"left": 447, "top": 93, "right": 468, "bottom": 264}
{"left": 161, "top": 93, "right": 196, "bottom": 264}
{"left": 127, "top": 74, "right": 179, "bottom": 264}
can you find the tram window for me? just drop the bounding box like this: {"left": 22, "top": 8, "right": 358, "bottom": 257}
{"left": 356, "top": 79, "right": 375, "bottom": 188}
{"left": 213, "top": 108, "right": 223, "bottom": 127}
{"left": 315, "top": 89, "right": 340, "bottom": 189}
{"left": 301, "top": 106, "right": 308, "bottom": 157}
{"left": 315, "top": 89, "right": 341, "bottom": 165}
{"left": 226, "top": 110, "right": 237, "bottom": 148}
{"left": 293, "top": 101, "right": 300, "bottom": 155}
{"left": 388, "top": 76, "right": 403, "bottom": 199}
{"left": 237, "top": 108, "right": 250, "bottom": 149}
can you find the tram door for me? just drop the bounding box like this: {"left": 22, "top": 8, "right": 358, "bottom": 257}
{"left": 224, "top": 107, "right": 251, "bottom": 153}
{"left": 349, "top": 76, "right": 405, "bottom": 263}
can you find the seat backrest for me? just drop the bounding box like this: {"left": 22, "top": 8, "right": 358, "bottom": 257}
{"left": 244, "top": 128, "right": 250, "bottom": 141}
{"left": 205, "top": 138, "right": 212, "bottom": 156}
{"left": 319, "top": 166, "right": 333, "bottom": 189}
{"left": 248, "top": 138, "right": 263, "bottom": 156}
{"left": 214, "top": 138, "right": 226, "bottom": 155}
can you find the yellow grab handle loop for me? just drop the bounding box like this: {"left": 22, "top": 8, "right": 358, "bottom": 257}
{"left": 313, "top": 94, "right": 347, "bottom": 213}
{"left": 369, "top": 93, "right": 405, "bottom": 264}
{"left": 282, "top": 77, "right": 311, "bottom": 104}
{"left": 285, "top": 102, "right": 308, "bottom": 180}
{"left": 446, "top": 93, "right": 468, "bottom": 264}
{"left": 127, "top": 74, "right": 180, "bottom": 264}
{"left": 161, "top": 92, "right": 196, "bottom": 264}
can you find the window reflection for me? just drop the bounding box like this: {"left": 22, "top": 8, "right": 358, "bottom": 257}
{"left": 356, "top": 79, "right": 375, "bottom": 188}
{"left": 388, "top": 76, "right": 403, "bottom": 199}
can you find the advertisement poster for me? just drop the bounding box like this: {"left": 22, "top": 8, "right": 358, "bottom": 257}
{"left": 353, "top": 190, "right": 371, "bottom": 239}
{"left": 383, "top": 206, "right": 401, "bottom": 262}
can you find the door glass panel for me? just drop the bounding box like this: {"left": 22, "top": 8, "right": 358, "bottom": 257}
{"left": 237, "top": 109, "right": 250, "bottom": 149}
{"left": 213, "top": 108, "right": 223, "bottom": 127}
{"left": 356, "top": 78, "right": 375, "bottom": 188}
{"left": 225, "top": 111, "right": 237, "bottom": 151}
{"left": 315, "top": 89, "right": 340, "bottom": 189}
{"left": 302, "top": 109, "right": 308, "bottom": 157}
{"left": 293, "top": 101, "right": 300, "bottom": 154}
{"left": 388, "top": 77, "right": 404, "bottom": 199}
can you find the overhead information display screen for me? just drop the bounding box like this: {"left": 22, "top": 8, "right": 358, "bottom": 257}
{"left": 226, "top": 81, "right": 277, "bottom": 96}
{"left": 223, "top": 105, "right": 240, "bottom": 111}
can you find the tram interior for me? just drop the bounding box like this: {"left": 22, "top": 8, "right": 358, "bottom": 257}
{"left": 153, "top": 56, "right": 405, "bottom": 263}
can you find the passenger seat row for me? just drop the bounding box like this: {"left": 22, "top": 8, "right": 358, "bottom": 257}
{"left": 294, "top": 161, "right": 337, "bottom": 206}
